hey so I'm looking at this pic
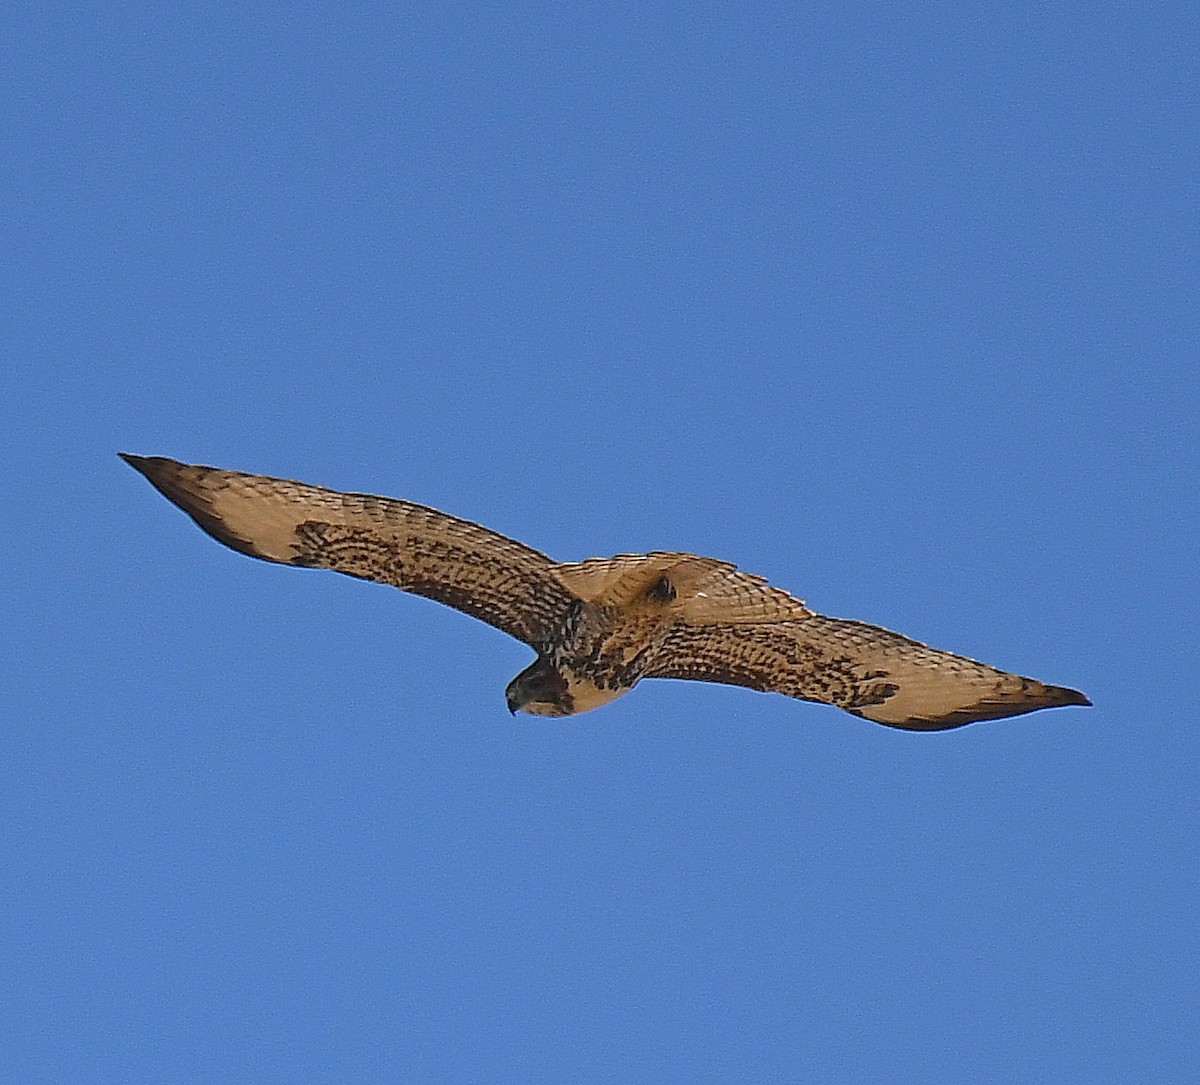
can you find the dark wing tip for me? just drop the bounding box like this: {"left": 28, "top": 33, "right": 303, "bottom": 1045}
{"left": 120, "top": 452, "right": 267, "bottom": 560}
{"left": 1047, "top": 685, "right": 1091, "bottom": 709}
{"left": 119, "top": 453, "right": 197, "bottom": 505}
{"left": 119, "top": 452, "right": 179, "bottom": 478}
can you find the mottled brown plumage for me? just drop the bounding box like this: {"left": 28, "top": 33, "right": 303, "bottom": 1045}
{"left": 120, "top": 454, "right": 1090, "bottom": 730}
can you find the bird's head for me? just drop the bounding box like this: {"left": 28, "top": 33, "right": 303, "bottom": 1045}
{"left": 505, "top": 658, "right": 574, "bottom": 717}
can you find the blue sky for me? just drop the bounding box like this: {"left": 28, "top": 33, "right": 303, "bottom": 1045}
{"left": 4, "top": 2, "right": 1197, "bottom": 1081}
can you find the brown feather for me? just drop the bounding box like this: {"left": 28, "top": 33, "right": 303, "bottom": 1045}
{"left": 120, "top": 454, "right": 574, "bottom": 649}
{"left": 645, "top": 614, "right": 1089, "bottom": 730}
{"left": 555, "top": 552, "right": 811, "bottom": 623}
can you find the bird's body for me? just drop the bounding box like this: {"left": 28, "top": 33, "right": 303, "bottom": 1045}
{"left": 120, "top": 454, "right": 1090, "bottom": 731}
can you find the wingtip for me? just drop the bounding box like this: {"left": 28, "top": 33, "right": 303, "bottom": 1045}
{"left": 118, "top": 452, "right": 159, "bottom": 475}
{"left": 868, "top": 679, "right": 1092, "bottom": 731}
{"left": 1055, "top": 686, "right": 1091, "bottom": 708}
{"left": 119, "top": 454, "right": 188, "bottom": 485}
{"left": 120, "top": 453, "right": 197, "bottom": 507}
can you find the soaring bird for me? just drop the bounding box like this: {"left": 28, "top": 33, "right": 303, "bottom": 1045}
{"left": 120, "top": 454, "right": 1089, "bottom": 730}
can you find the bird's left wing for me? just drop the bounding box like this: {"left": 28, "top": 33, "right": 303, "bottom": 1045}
{"left": 121, "top": 455, "right": 575, "bottom": 649}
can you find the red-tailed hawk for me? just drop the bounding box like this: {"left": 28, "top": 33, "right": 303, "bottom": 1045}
{"left": 121, "top": 454, "right": 1090, "bottom": 731}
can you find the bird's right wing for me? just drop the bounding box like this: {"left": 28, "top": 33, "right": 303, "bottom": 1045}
{"left": 121, "top": 455, "right": 576, "bottom": 650}
{"left": 645, "top": 612, "right": 1089, "bottom": 730}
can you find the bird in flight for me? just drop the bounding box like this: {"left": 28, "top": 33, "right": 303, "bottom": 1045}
{"left": 121, "top": 454, "right": 1089, "bottom": 731}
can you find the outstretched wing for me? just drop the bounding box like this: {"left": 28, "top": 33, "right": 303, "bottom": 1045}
{"left": 120, "top": 454, "right": 575, "bottom": 649}
{"left": 645, "top": 612, "right": 1089, "bottom": 731}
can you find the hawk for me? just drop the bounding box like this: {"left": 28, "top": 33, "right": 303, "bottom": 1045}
{"left": 120, "top": 454, "right": 1090, "bottom": 731}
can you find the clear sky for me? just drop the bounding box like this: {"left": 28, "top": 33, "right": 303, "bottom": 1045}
{"left": 4, "top": 3, "right": 1197, "bottom": 1082}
